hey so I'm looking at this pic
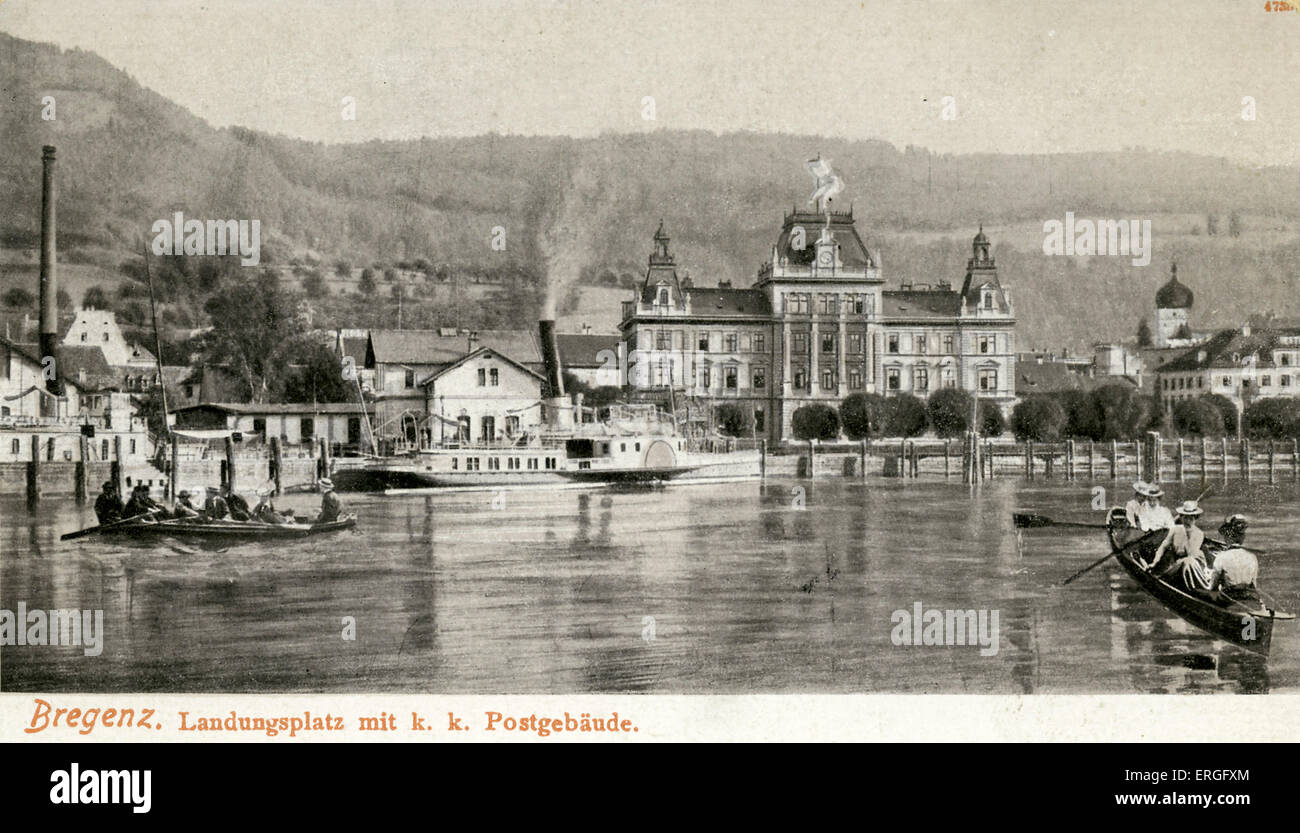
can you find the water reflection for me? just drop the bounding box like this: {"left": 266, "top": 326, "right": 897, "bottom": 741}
{"left": 2, "top": 477, "right": 1297, "bottom": 694}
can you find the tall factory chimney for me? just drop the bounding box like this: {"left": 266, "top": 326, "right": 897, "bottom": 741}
{"left": 538, "top": 319, "right": 572, "bottom": 430}
{"left": 39, "top": 145, "right": 63, "bottom": 411}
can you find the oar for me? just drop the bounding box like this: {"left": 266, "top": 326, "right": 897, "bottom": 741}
{"left": 1013, "top": 512, "right": 1109, "bottom": 530}
{"left": 1062, "top": 551, "right": 1118, "bottom": 585}
{"left": 60, "top": 511, "right": 156, "bottom": 541}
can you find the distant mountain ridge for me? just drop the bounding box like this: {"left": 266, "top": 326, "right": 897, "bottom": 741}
{"left": 2, "top": 30, "right": 1299, "bottom": 351}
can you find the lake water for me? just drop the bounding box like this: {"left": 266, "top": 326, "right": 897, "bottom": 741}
{"left": 3, "top": 476, "right": 1298, "bottom": 694}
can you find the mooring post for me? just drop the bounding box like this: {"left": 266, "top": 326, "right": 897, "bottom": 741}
{"left": 1026, "top": 440, "right": 1034, "bottom": 480}
{"left": 944, "top": 438, "right": 950, "bottom": 478}
{"left": 1110, "top": 439, "right": 1118, "bottom": 479}
{"left": 26, "top": 434, "right": 40, "bottom": 508}
{"left": 760, "top": 439, "right": 767, "bottom": 480}
{"left": 808, "top": 439, "right": 816, "bottom": 478}
{"left": 1201, "top": 437, "right": 1208, "bottom": 481}
{"left": 1221, "top": 436, "right": 1229, "bottom": 482}
{"left": 1176, "top": 438, "right": 1184, "bottom": 482}
{"left": 985, "top": 439, "right": 993, "bottom": 479}
{"left": 75, "top": 433, "right": 89, "bottom": 504}
{"left": 1087, "top": 439, "right": 1094, "bottom": 480}
{"left": 1242, "top": 438, "right": 1251, "bottom": 483}
{"left": 112, "top": 434, "right": 124, "bottom": 497}
{"left": 224, "top": 435, "right": 237, "bottom": 494}
{"left": 169, "top": 434, "right": 180, "bottom": 501}
{"left": 1293, "top": 438, "right": 1299, "bottom": 482}
{"left": 320, "top": 436, "right": 331, "bottom": 481}
{"left": 859, "top": 439, "right": 866, "bottom": 479}
{"left": 1268, "top": 439, "right": 1275, "bottom": 484}
{"left": 271, "top": 435, "right": 283, "bottom": 496}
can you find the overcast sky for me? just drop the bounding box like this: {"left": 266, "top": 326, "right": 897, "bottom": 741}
{"left": 2, "top": 0, "right": 1297, "bottom": 164}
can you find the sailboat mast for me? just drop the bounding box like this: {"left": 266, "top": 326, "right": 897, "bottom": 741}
{"left": 141, "top": 245, "right": 170, "bottom": 437}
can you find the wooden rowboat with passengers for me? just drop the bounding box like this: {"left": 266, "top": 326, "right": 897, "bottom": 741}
{"left": 1104, "top": 507, "right": 1294, "bottom": 657}
{"left": 62, "top": 513, "right": 357, "bottom": 541}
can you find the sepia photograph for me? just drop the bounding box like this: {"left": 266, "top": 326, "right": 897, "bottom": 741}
{"left": 2, "top": 0, "right": 1300, "bottom": 753}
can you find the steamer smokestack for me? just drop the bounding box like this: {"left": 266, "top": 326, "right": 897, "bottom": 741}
{"left": 39, "top": 145, "right": 62, "bottom": 402}
{"left": 539, "top": 319, "right": 565, "bottom": 398}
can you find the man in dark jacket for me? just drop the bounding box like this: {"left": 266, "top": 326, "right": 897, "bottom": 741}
{"left": 317, "top": 478, "right": 346, "bottom": 523}
{"left": 94, "top": 481, "right": 123, "bottom": 524}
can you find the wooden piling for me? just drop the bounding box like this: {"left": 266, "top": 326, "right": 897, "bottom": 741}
{"left": 75, "top": 433, "right": 89, "bottom": 504}
{"left": 1026, "top": 440, "right": 1034, "bottom": 480}
{"left": 1087, "top": 440, "right": 1094, "bottom": 480}
{"left": 1293, "top": 438, "right": 1298, "bottom": 482}
{"left": 761, "top": 439, "right": 768, "bottom": 480}
{"left": 1110, "top": 440, "right": 1118, "bottom": 479}
{"left": 944, "top": 439, "right": 950, "bottom": 478}
{"left": 169, "top": 434, "right": 180, "bottom": 501}
{"left": 1268, "top": 439, "right": 1275, "bottom": 484}
{"left": 986, "top": 439, "right": 993, "bottom": 479}
{"left": 809, "top": 439, "right": 816, "bottom": 478}
{"left": 1176, "top": 438, "right": 1184, "bottom": 482}
{"left": 1242, "top": 438, "right": 1251, "bottom": 483}
{"left": 270, "top": 436, "right": 283, "bottom": 495}
{"left": 1201, "top": 437, "right": 1208, "bottom": 481}
{"left": 26, "top": 434, "right": 40, "bottom": 508}
{"left": 1221, "top": 437, "right": 1229, "bottom": 482}
{"left": 858, "top": 439, "right": 866, "bottom": 479}
{"left": 319, "top": 436, "right": 331, "bottom": 481}
{"left": 224, "top": 435, "right": 237, "bottom": 493}
{"left": 1066, "top": 439, "right": 1074, "bottom": 481}
{"left": 111, "top": 434, "right": 123, "bottom": 497}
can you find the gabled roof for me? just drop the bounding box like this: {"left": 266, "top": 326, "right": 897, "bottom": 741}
{"left": 1158, "top": 328, "right": 1300, "bottom": 373}
{"left": 56, "top": 345, "right": 117, "bottom": 391}
{"left": 366, "top": 328, "right": 541, "bottom": 366}
{"left": 419, "top": 346, "right": 545, "bottom": 387}
{"left": 683, "top": 288, "right": 772, "bottom": 317}
{"left": 172, "top": 402, "right": 365, "bottom": 415}
{"left": 556, "top": 333, "right": 620, "bottom": 368}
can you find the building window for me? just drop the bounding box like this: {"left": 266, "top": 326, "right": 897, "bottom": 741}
{"left": 818, "top": 294, "right": 838, "bottom": 315}
{"left": 80, "top": 332, "right": 87, "bottom": 342}
{"left": 943, "top": 335, "right": 954, "bottom": 353}
{"left": 1222, "top": 377, "right": 1231, "bottom": 387}
{"left": 301, "top": 417, "right": 315, "bottom": 440}
{"left": 657, "top": 287, "right": 669, "bottom": 305}
{"left": 754, "top": 409, "right": 765, "bottom": 433}
{"left": 477, "top": 368, "right": 486, "bottom": 386}
{"left": 848, "top": 368, "right": 863, "bottom": 390}
{"left": 656, "top": 331, "right": 671, "bottom": 350}
{"left": 821, "top": 333, "right": 835, "bottom": 354}
{"left": 1283, "top": 355, "right": 1292, "bottom": 366}
{"left": 915, "top": 367, "right": 928, "bottom": 392}
{"left": 821, "top": 369, "right": 836, "bottom": 390}
{"left": 1283, "top": 376, "right": 1292, "bottom": 387}
{"left": 490, "top": 368, "right": 499, "bottom": 386}
{"left": 943, "top": 367, "right": 956, "bottom": 388}
{"left": 978, "top": 369, "right": 998, "bottom": 392}
{"left": 983, "top": 290, "right": 994, "bottom": 309}
{"left": 917, "top": 336, "right": 927, "bottom": 354}
{"left": 753, "top": 334, "right": 766, "bottom": 353}
{"left": 888, "top": 334, "right": 899, "bottom": 354}
{"left": 850, "top": 294, "right": 871, "bottom": 315}
{"left": 791, "top": 332, "right": 809, "bottom": 354}
{"left": 787, "top": 293, "right": 810, "bottom": 314}
{"left": 10, "top": 439, "right": 18, "bottom": 454}
{"left": 752, "top": 367, "right": 766, "bottom": 389}
{"left": 979, "top": 335, "right": 994, "bottom": 354}
{"left": 103, "top": 333, "right": 109, "bottom": 342}
{"left": 702, "top": 366, "right": 712, "bottom": 388}
{"left": 793, "top": 368, "right": 808, "bottom": 390}
{"left": 725, "top": 333, "right": 738, "bottom": 352}
{"left": 725, "top": 366, "right": 738, "bottom": 389}
{"left": 698, "top": 333, "right": 709, "bottom": 351}
{"left": 848, "top": 333, "right": 863, "bottom": 354}
{"left": 1262, "top": 375, "right": 1272, "bottom": 387}
{"left": 1197, "top": 377, "right": 1203, "bottom": 388}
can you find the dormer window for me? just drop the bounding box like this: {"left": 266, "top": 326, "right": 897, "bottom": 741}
{"left": 80, "top": 332, "right": 87, "bottom": 342}
{"left": 657, "top": 287, "right": 669, "bottom": 305}
{"left": 982, "top": 290, "right": 994, "bottom": 309}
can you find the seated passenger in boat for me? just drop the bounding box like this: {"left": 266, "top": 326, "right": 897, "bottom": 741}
{"left": 1147, "top": 501, "right": 1212, "bottom": 593}
{"left": 94, "top": 480, "right": 124, "bottom": 524}
{"left": 124, "top": 484, "right": 166, "bottom": 519}
{"left": 1143, "top": 485, "right": 1175, "bottom": 530}
{"left": 1124, "top": 481, "right": 1150, "bottom": 529}
{"left": 1218, "top": 514, "right": 1248, "bottom": 546}
{"left": 1209, "top": 546, "right": 1259, "bottom": 595}
{"left": 203, "top": 486, "right": 230, "bottom": 520}
{"left": 253, "top": 488, "right": 290, "bottom": 524}
{"left": 224, "top": 487, "right": 254, "bottom": 521}
{"left": 172, "top": 490, "right": 200, "bottom": 519}
{"left": 316, "top": 478, "right": 346, "bottom": 523}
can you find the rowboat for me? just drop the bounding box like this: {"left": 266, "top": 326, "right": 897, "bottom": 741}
{"left": 64, "top": 513, "right": 357, "bottom": 541}
{"left": 1104, "top": 507, "right": 1293, "bottom": 656}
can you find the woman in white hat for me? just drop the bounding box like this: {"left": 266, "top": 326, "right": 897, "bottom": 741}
{"left": 1148, "top": 501, "right": 1212, "bottom": 592}
{"left": 1143, "top": 484, "right": 1175, "bottom": 531}
{"left": 1125, "top": 481, "right": 1149, "bottom": 529}
{"left": 316, "top": 478, "right": 346, "bottom": 524}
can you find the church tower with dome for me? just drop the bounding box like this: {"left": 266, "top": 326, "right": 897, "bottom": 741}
{"left": 1154, "top": 262, "right": 1194, "bottom": 348}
